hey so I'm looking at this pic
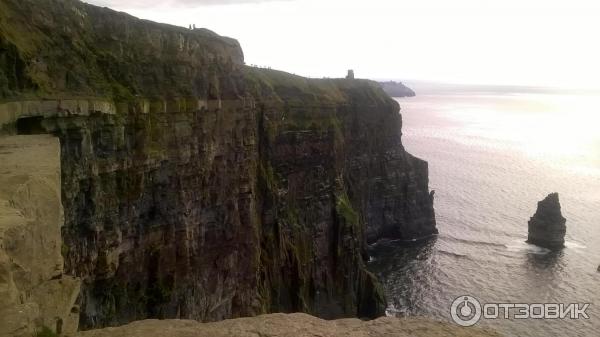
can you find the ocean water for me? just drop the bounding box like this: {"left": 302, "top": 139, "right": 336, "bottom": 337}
{"left": 368, "top": 90, "right": 600, "bottom": 337}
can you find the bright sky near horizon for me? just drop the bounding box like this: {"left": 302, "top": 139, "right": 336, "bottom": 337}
{"left": 85, "top": 0, "right": 600, "bottom": 89}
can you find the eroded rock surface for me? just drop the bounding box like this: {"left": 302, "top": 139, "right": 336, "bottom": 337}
{"left": 527, "top": 193, "right": 566, "bottom": 249}
{"left": 0, "top": 135, "right": 80, "bottom": 337}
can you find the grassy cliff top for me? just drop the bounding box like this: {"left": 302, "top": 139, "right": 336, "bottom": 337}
{"left": 0, "top": 0, "right": 397, "bottom": 112}
{"left": 0, "top": 0, "right": 243, "bottom": 101}
{"left": 244, "top": 67, "right": 397, "bottom": 108}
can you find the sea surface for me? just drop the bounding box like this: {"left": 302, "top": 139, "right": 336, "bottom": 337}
{"left": 368, "top": 88, "right": 600, "bottom": 337}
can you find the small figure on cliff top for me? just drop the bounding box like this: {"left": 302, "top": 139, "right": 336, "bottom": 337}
{"left": 346, "top": 69, "right": 355, "bottom": 79}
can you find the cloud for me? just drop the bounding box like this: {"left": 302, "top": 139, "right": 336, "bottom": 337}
{"left": 85, "top": 0, "right": 292, "bottom": 9}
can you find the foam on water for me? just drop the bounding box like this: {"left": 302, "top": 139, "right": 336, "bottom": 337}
{"left": 564, "top": 241, "right": 587, "bottom": 250}
{"left": 505, "top": 240, "right": 551, "bottom": 254}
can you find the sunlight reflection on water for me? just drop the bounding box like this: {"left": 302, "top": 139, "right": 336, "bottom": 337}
{"left": 440, "top": 93, "right": 600, "bottom": 174}
{"left": 369, "top": 93, "right": 600, "bottom": 337}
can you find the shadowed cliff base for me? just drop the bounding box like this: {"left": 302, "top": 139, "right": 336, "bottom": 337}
{"left": 0, "top": 0, "right": 437, "bottom": 332}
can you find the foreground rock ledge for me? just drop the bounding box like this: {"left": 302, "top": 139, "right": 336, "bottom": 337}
{"left": 78, "top": 313, "right": 502, "bottom": 337}
{"left": 0, "top": 136, "right": 80, "bottom": 337}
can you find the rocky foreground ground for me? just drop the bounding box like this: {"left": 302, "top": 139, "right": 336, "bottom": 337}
{"left": 78, "top": 313, "right": 502, "bottom": 337}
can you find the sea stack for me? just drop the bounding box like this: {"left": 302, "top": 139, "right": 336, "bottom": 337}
{"left": 527, "top": 193, "right": 566, "bottom": 249}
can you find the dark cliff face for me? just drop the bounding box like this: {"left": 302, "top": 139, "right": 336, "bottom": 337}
{"left": 0, "top": 0, "right": 436, "bottom": 330}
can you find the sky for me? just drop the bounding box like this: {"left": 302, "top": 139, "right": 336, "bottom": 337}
{"left": 85, "top": 0, "right": 600, "bottom": 89}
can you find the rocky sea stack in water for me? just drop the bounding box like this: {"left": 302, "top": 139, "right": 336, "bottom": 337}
{"left": 527, "top": 193, "right": 566, "bottom": 249}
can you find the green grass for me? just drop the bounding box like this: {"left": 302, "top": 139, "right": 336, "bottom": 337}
{"left": 0, "top": 0, "right": 394, "bottom": 113}
{"left": 336, "top": 192, "right": 359, "bottom": 226}
{"left": 243, "top": 66, "right": 394, "bottom": 115}
{"left": 0, "top": 0, "right": 242, "bottom": 103}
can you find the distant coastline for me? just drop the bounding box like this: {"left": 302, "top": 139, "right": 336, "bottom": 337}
{"left": 378, "top": 81, "right": 416, "bottom": 97}
{"left": 398, "top": 80, "right": 600, "bottom": 96}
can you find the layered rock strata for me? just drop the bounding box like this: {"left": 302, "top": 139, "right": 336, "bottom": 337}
{"left": 0, "top": 0, "right": 437, "bottom": 330}
{"left": 527, "top": 193, "right": 566, "bottom": 249}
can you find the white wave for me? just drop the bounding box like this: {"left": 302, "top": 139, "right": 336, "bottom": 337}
{"left": 505, "top": 240, "right": 551, "bottom": 254}
{"left": 564, "top": 241, "right": 586, "bottom": 249}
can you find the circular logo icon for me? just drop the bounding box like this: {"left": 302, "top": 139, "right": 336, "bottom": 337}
{"left": 451, "top": 295, "right": 482, "bottom": 327}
